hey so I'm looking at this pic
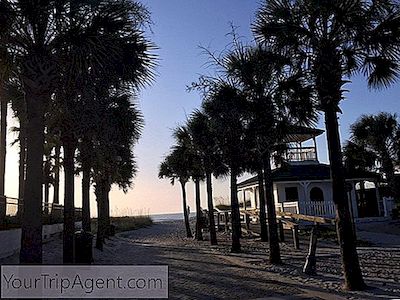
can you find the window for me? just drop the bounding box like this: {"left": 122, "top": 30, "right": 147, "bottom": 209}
{"left": 285, "top": 187, "right": 299, "bottom": 202}
{"left": 310, "top": 187, "right": 324, "bottom": 202}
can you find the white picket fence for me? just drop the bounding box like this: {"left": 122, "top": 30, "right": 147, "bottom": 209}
{"left": 302, "top": 201, "right": 336, "bottom": 217}
{"left": 275, "top": 202, "right": 299, "bottom": 214}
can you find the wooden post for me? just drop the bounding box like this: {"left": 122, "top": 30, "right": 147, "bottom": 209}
{"left": 292, "top": 224, "right": 300, "bottom": 249}
{"left": 375, "top": 180, "right": 382, "bottom": 216}
{"left": 217, "top": 212, "right": 220, "bottom": 231}
{"left": 245, "top": 213, "right": 250, "bottom": 230}
{"left": 278, "top": 219, "right": 284, "bottom": 242}
{"left": 303, "top": 225, "right": 318, "bottom": 275}
{"left": 224, "top": 211, "right": 229, "bottom": 232}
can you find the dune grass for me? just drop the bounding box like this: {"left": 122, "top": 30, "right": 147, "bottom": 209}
{"left": 91, "top": 215, "right": 153, "bottom": 234}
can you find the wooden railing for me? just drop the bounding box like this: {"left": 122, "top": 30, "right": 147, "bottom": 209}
{"left": 276, "top": 202, "right": 299, "bottom": 214}
{"left": 302, "top": 201, "right": 336, "bottom": 218}
{"left": 284, "top": 147, "right": 317, "bottom": 162}
{"left": 0, "top": 196, "right": 82, "bottom": 219}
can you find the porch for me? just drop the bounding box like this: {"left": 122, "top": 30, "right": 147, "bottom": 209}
{"left": 238, "top": 178, "right": 387, "bottom": 219}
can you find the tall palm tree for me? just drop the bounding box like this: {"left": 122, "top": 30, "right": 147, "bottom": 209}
{"left": 202, "top": 82, "right": 248, "bottom": 253}
{"left": 343, "top": 141, "right": 377, "bottom": 173}
{"left": 186, "top": 110, "right": 227, "bottom": 245}
{"left": 6, "top": 80, "right": 26, "bottom": 217}
{"left": 224, "top": 43, "right": 317, "bottom": 263}
{"left": 173, "top": 125, "right": 205, "bottom": 241}
{"left": 79, "top": 136, "right": 93, "bottom": 233}
{"left": 1, "top": 0, "right": 63, "bottom": 263}
{"left": 0, "top": 45, "right": 13, "bottom": 225}
{"left": 350, "top": 113, "right": 399, "bottom": 198}
{"left": 52, "top": 0, "right": 154, "bottom": 263}
{"left": 253, "top": 0, "right": 400, "bottom": 289}
{"left": 343, "top": 140, "right": 378, "bottom": 208}
{"left": 92, "top": 92, "right": 144, "bottom": 250}
{"left": 42, "top": 139, "right": 54, "bottom": 215}
{"left": 0, "top": 93, "right": 7, "bottom": 222}
{"left": 1, "top": 0, "right": 155, "bottom": 263}
{"left": 159, "top": 143, "right": 194, "bottom": 239}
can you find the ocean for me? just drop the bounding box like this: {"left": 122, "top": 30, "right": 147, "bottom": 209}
{"left": 150, "top": 212, "right": 196, "bottom": 223}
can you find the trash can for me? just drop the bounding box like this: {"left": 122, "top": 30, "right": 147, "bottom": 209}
{"left": 393, "top": 208, "right": 399, "bottom": 219}
{"left": 74, "top": 230, "right": 93, "bottom": 264}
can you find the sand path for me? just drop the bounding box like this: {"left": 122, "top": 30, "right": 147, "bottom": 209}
{"left": 2, "top": 220, "right": 399, "bottom": 299}
{"left": 89, "top": 221, "right": 400, "bottom": 299}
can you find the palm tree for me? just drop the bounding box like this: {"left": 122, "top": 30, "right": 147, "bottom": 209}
{"left": 253, "top": 0, "right": 400, "bottom": 289}
{"left": 42, "top": 140, "right": 54, "bottom": 215}
{"left": 52, "top": 143, "right": 61, "bottom": 205}
{"left": 343, "top": 141, "right": 377, "bottom": 173}
{"left": 92, "top": 92, "right": 144, "bottom": 250}
{"left": 52, "top": 0, "right": 154, "bottom": 263}
{"left": 0, "top": 93, "right": 7, "bottom": 222}
{"left": 350, "top": 113, "right": 399, "bottom": 198}
{"left": 224, "top": 43, "right": 317, "bottom": 263}
{"left": 46, "top": 102, "right": 62, "bottom": 207}
{"left": 1, "top": 0, "right": 63, "bottom": 263}
{"left": 159, "top": 143, "right": 193, "bottom": 239}
{"left": 0, "top": 46, "right": 13, "bottom": 225}
{"left": 1, "top": 0, "right": 155, "bottom": 263}
{"left": 343, "top": 140, "right": 378, "bottom": 209}
{"left": 173, "top": 125, "right": 205, "bottom": 241}
{"left": 202, "top": 82, "right": 248, "bottom": 253}
{"left": 6, "top": 80, "right": 26, "bottom": 217}
{"left": 79, "top": 136, "right": 93, "bottom": 233}
{"left": 186, "top": 110, "right": 227, "bottom": 245}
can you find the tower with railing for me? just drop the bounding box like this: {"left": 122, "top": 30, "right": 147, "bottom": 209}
{"left": 279, "top": 126, "right": 323, "bottom": 165}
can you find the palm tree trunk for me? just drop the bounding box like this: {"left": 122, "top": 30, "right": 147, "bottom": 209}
{"left": 230, "top": 167, "right": 241, "bottom": 253}
{"left": 53, "top": 144, "right": 61, "bottom": 204}
{"left": 257, "top": 168, "right": 268, "bottom": 242}
{"left": 62, "top": 138, "right": 76, "bottom": 264}
{"left": 180, "top": 181, "right": 192, "bottom": 238}
{"left": 104, "top": 184, "right": 111, "bottom": 237}
{"left": 81, "top": 157, "right": 91, "bottom": 232}
{"left": 262, "top": 156, "right": 281, "bottom": 264}
{"left": 20, "top": 95, "right": 45, "bottom": 264}
{"left": 44, "top": 182, "right": 50, "bottom": 215}
{"left": 194, "top": 178, "right": 203, "bottom": 241}
{"left": 381, "top": 153, "right": 397, "bottom": 200}
{"left": 0, "top": 97, "right": 7, "bottom": 225}
{"left": 206, "top": 172, "right": 217, "bottom": 245}
{"left": 95, "top": 184, "right": 105, "bottom": 250}
{"left": 325, "top": 107, "right": 365, "bottom": 290}
{"left": 43, "top": 158, "right": 51, "bottom": 215}
{"left": 17, "top": 123, "right": 26, "bottom": 218}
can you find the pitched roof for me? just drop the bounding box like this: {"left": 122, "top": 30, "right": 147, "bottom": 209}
{"left": 283, "top": 126, "right": 324, "bottom": 143}
{"left": 238, "top": 163, "right": 381, "bottom": 188}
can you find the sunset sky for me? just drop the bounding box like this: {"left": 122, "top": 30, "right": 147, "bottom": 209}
{"left": 4, "top": 0, "right": 400, "bottom": 216}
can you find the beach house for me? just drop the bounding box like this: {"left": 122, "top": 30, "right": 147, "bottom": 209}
{"left": 237, "top": 127, "right": 390, "bottom": 219}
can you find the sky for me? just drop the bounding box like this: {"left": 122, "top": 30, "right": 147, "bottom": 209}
{"left": 4, "top": 0, "right": 400, "bottom": 216}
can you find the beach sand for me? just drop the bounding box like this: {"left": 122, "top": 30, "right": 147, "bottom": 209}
{"left": 2, "top": 219, "right": 400, "bottom": 299}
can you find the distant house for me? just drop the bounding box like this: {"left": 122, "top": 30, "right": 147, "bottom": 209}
{"left": 237, "top": 127, "right": 390, "bottom": 219}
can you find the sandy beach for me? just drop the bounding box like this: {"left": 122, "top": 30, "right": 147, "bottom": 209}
{"left": 2, "top": 219, "right": 400, "bottom": 299}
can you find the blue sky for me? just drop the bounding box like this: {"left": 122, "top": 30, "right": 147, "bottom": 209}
{"left": 5, "top": 0, "right": 399, "bottom": 215}
{"left": 133, "top": 0, "right": 400, "bottom": 214}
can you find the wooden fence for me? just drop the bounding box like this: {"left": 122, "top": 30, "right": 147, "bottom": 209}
{"left": 302, "top": 201, "right": 336, "bottom": 218}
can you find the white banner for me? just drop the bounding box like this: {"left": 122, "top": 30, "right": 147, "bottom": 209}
{"left": 1, "top": 265, "right": 168, "bottom": 298}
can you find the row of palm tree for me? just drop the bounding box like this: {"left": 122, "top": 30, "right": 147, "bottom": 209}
{"left": 253, "top": 0, "right": 400, "bottom": 290}
{"left": 0, "top": 0, "right": 156, "bottom": 264}
{"left": 161, "top": 0, "right": 400, "bottom": 291}
{"left": 161, "top": 42, "right": 317, "bottom": 256}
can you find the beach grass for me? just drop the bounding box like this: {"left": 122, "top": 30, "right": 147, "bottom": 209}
{"left": 91, "top": 215, "right": 153, "bottom": 234}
